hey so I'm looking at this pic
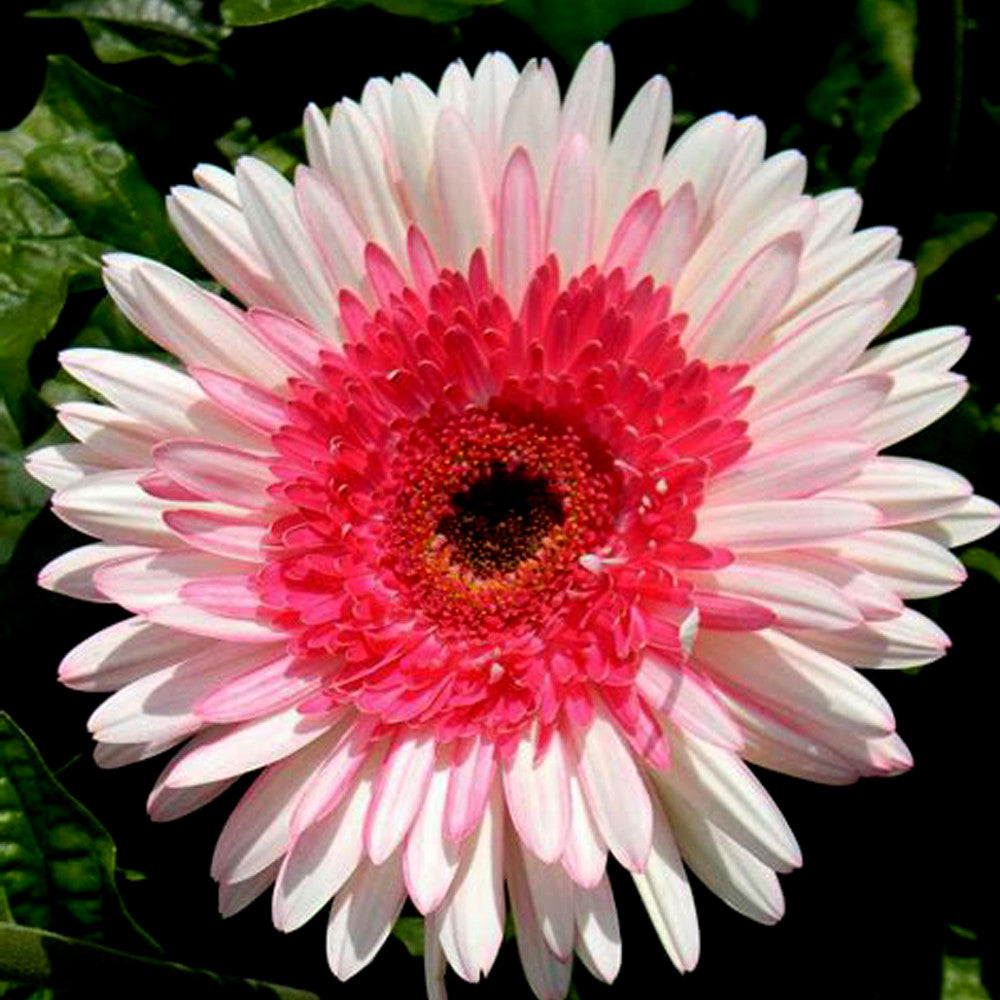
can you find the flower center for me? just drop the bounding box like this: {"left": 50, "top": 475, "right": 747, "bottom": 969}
{"left": 438, "top": 462, "right": 564, "bottom": 577}
{"left": 379, "top": 407, "right": 619, "bottom": 640}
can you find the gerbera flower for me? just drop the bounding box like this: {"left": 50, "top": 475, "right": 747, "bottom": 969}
{"left": 29, "top": 43, "right": 997, "bottom": 998}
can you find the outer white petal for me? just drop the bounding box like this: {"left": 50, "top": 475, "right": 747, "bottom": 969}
{"left": 326, "top": 852, "right": 407, "bottom": 980}
{"left": 438, "top": 785, "right": 505, "bottom": 983}
{"left": 210, "top": 724, "right": 348, "bottom": 882}
{"left": 503, "top": 728, "right": 571, "bottom": 864}
{"left": 572, "top": 702, "right": 652, "bottom": 872}
{"left": 630, "top": 795, "right": 700, "bottom": 972}
{"left": 272, "top": 751, "right": 378, "bottom": 932}
{"left": 506, "top": 820, "right": 573, "bottom": 1000}
{"left": 655, "top": 728, "right": 801, "bottom": 872}
{"left": 573, "top": 875, "right": 621, "bottom": 983}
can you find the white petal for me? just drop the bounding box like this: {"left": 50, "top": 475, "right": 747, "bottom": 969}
{"left": 88, "top": 642, "right": 281, "bottom": 746}
{"left": 599, "top": 73, "right": 672, "bottom": 247}
{"left": 326, "top": 99, "right": 407, "bottom": 260}
{"left": 572, "top": 702, "right": 652, "bottom": 872}
{"left": 503, "top": 728, "right": 570, "bottom": 864}
{"left": 218, "top": 861, "right": 279, "bottom": 918}
{"left": 783, "top": 607, "right": 950, "bottom": 669}
{"left": 59, "top": 347, "right": 268, "bottom": 447}
{"left": 496, "top": 148, "right": 542, "bottom": 308}
{"left": 193, "top": 162, "right": 239, "bottom": 205}
{"left": 166, "top": 705, "right": 338, "bottom": 788}
{"left": 210, "top": 725, "right": 347, "bottom": 882}
{"left": 433, "top": 108, "right": 492, "bottom": 268}
{"left": 695, "top": 499, "right": 880, "bottom": 551}
{"left": 438, "top": 785, "right": 505, "bottom": 983}
{"left": 500, "top": 58, "right": 561, "bottom": 198}
{"left": 235, "top": 157, "right": 338, "bottom": 336}
{"left": 273, "top": 751, "right": 378, "bottom": 932}
{"left": 506, "top": 820, "right": 573, "bottom": 1000}
{"left": 326, "top": 852, "right": 407, "bottom": 980}
{"left": 59, "top": 617, "right": 208, "bottom": 691}
{"left": 686, "top": 233, "right": 802, "bottom": 363}
{"left": 660, "top": 791, "right": 785, "bottom": 924}
{"left": 630, "top": 796, "right": 700, "bottom": 972}
{"left": 57, "top": 402, "right": 159, "bottom": 466}
{"left": 708, "top": 440, "right": 872, "bottom": 505}
{"left": 907, "top": 493, "right": 1000, "bottom": 547}
{"left": 521, "top": 847, "right": 575, "bottom": 960}
{"left": 824, "top": 456, "right": 972, "bottom": 525}
{"left": 852, "top": 325, "right": 968, "bottom": 376}
{"left": 167, "top": 185, "right": 292, "bottom": 312}
{"left": 365, "top": 733, "right": 436, "bottom": 865}
{"left": 560, "top": 42, "right": 614, "bottom": 153}
{"left": 749, "top": 374, "right": 891, "bottom": 446}
{"left": 657, "top": 112, "right": 736, "bottom": 225}
{"left": 815, "top": 528, "right": 966, "bottom": 598}
{"left": 744, "top": 299, "right": 890, "bottom": 415}
{"left": 656, "top": 728, "right": 801, "bottom": 872}
{"left": 104, "top": 255, "right": 288, "bottom": 387}
{"left": 39, "top": 543, "right": 151, "bottom": 602}
{"left": 559, "top": 771, "right": 606, "bottom": 888}
{"left": 545, "top": 134, "right": 595, "bottom": 276}
{"left": 147, "top": 772, "right": 237, "bottom": 823}
{"left": 573, "top": 875, "right": 621, "bottom": 983}
{"left": 52, "top": 469, "right": 182, "bottom": 546}
{"left": 294, "top": 167, "right": 366, "bottom": 295}
{"left": 404, "top": 758, "right": 460, "bottom": 914}
{"left": 858, "top": 371, "right": 967, "bottom": 447}
{"left": 25, "top": 443, "right": 114, "bottom": 490}
{"left": 699, "top": 627, "right": 895, "bottom": 736}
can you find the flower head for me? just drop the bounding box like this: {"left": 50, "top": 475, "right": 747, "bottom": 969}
{"left": 30, "top": 43, "right": 998, "bottom": 998}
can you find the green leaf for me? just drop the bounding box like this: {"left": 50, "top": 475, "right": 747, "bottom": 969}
{"left": 220, "top": 0, "right": 332, "bottom": 24}
{"left": 220, "top": 0, "right": 501, "bottom": 27}
{"left": 888, "top": 211, "right": 997, "bottom": 331}
{"left": 0, "top": 57, "right": 191, "bottom": 266}
{"left": 27, "top": 0, "right": 229, "bottom": 65}
{"left": 391, "top": 916, "right": 424, "bottom": 957}
{"left": 960, "top": 547, "right": 1000, "bottom": 585}
{"left": 0, "top": 923, "right": 321, "bottom": 999}
{"left": 0, "top": 407, "right": 60, "bottom": 568}
{"left": 0, "top": 178, "right": 105, "bottom": 426}
{"left": 503, "top": 0, "right": 693, "bottom": 61}
{"left": 0, "top": 713, "right": 156, "bottom": 953}
{"left": 802, "top": 0, "right": 920, "bottom": 187}
{"left": 942, "top": 955, "right": 991, "bottom": 1000}
{"left": 0, "top": 56, "right": 192, "bottom": 429}
{"left": 215, "top": 118, "right": 305, "bottom": 179}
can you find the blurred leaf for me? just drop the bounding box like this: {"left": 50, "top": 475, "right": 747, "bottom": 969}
{"left": 942, "top": 955, "right": 991, "bottom": 1000}
{"left": 0, "top": 713, "right": 157, "bottom": 953}
{"left": 803, "top": 0, "right": 920, "bottom": 187}
{"left": 0, "top": 404, "right": 59, "bottom": 567}
{"left": 391, "top": 916, "right": 424, "bottom": 958}
{"left": 220, "top": 0, "right": 500, "bottom": 26}
{"left": 0, "top": 56, "right": 191, "bottom": 429}
{"left": 503, "top": 0, "right": 693, "bottom": 59}
{"left": 721, "top": 0, "right": 760, "bottom": 16}
{"left": 890, "top": 211, "right": 997, "bottom": 331}
{"left": 220, "top": 0, "right": 332, "bottom": 23}
{"left": 0, "top": 57, "right": 191, "bottom": 265}
{"left": 0, "top": 178, "right": 104, "bottom": 426}
{"left": 960, "top": 548, "right": 1000, "bottom": 585}
{"left": 26, "top": 0, "right": 229, "bottom": 65}
{"left": 67, "top": 295, "right": 157, "bottom": 356}
{"left": 0, "top": 922, "right": 322, "bottom": 999}
{"left": 215, "top": 117, "right": 305, "bottom": 178}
